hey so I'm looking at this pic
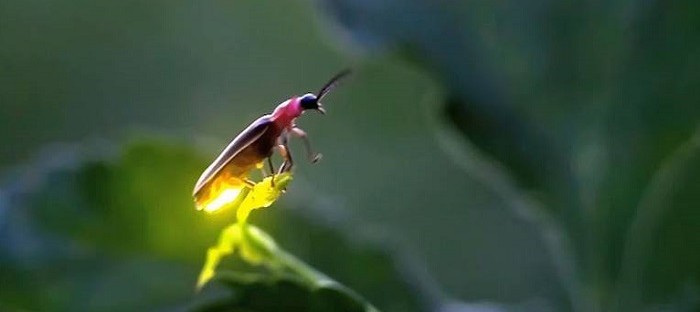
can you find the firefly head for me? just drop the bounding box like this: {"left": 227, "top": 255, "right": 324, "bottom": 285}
{"left": 299, "top": 69, "right": 352, "bottom": 115}
{"left": 276, "top": 69, "right": 351, "bottom": 121}
{"left": 298, "top": 93, "right": 325, "bottom": 114}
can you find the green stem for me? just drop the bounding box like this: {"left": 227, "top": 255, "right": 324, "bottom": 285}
{"left": 238, "top": 222, "right": 380, "bottom": 311}
{"left": 240, "top": 222, "right": 328, "bottom": 286}
{"left": 274, "top": 247, "right": 331, "bottom": 287}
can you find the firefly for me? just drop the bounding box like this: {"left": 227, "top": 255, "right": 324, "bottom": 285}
{"left": 193, "top": 70, "right": 351, "bottom": 213}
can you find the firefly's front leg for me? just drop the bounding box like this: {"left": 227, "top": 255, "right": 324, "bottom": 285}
{"left": 290, "top": 127, "right": 322, "bottom": 163}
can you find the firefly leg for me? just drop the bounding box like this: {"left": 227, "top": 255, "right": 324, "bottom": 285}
{"left": 290, "top": 127, "right": 322, "bottom": 163}
{"left": 276, "top": 133, "right": 294, "bottom": 172}
{"left": 271, "top": 142, "right": 291, "bottom": 193}
{"left": 243, "top": 178, "right": 256, "bottom": 188}
{"left": 277, "top": 144, "right": 293, "bottom": 174}
{"left": 266, "top": 157, "right": 277, "bottom": 187}
{"left": 267, "top": 157, "right": 277, "bottom": 176}
{"left": 259, "top": 162, "right": 270, "bottom": 179}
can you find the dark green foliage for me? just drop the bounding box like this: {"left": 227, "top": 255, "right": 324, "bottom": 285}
{"left": 190, "top": 273, "right": 372, "bottom": 312}
{"left": 0, "top": 140, "right": 429, "bottom": 311}
{"left": 319, "top": 0, "right": 700, "bottom": 310}
{"left": 1, "top": 0, "right": 698, "bottom": 311}
{"left": 1, "top": 0, "right": 561, "bottom": 309}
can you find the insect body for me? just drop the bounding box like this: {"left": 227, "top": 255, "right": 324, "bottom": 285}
{"left": 193, "top": 70, "right": 351, "bottom": 212}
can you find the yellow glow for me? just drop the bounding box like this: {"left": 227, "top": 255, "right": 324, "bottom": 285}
{"left": 236, "top": 174, "right": 288, "bottom": 223}
{"left": 197, "top": 223, "right": 241, "bottom": 289}
{"left": 202, "top": 188, "right": 241, "bottom": 213}
{"left": 195, "top": 171, "right": 248, "bottom": 213}
{"left": 196, "top": 172, "right": 293, "bottom": 290}
{"left": 196, "top": 223, "right": 281, "bottom": 289}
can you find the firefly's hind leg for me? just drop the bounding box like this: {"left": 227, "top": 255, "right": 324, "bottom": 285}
{"left": 290, "top": 127, "right": 322, "bottom": 163}
{"left": 243, "top": 178, "right": 256, "bottom": 188}
{"left": 277, "top": 143, "right": 293, "bottom": 174}
{"left": 259, "top": 161, "right": 270, "bottom": 179}
{"left": 278, "top": 133, "right": 295, "bottom": 172}
{"left": 269, "top": 144, "right": 291, "bottom": 193}
{"left": 267, "top": 157, "right": 276, "bottom": 177}
{"left": 268, "top": 135, "right": 293, "bottom": 189}
{"left": 265, "top": 157, "right": 277, "bottom": 187}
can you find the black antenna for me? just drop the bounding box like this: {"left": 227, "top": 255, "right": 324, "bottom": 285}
{"left": 317, "top": 69, "right": 352, "bottom": 100}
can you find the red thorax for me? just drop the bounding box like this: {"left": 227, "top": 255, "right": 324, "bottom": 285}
{"left": 270, "top": 96, "right": 302, "bottom": 128}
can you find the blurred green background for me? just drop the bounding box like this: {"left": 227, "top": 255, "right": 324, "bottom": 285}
{"left": 1, "top": 0, "right": 698, "bottom": 311}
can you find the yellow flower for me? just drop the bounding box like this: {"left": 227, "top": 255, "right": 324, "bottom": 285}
{"left": 196, "top": 172, "right": 292, "bottom": 289}
{"left": 236, "top": 172, "right": 292, "bottom": 223}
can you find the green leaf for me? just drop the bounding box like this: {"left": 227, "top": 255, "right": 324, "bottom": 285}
{"left": 0, "top": 140, "right": 220, "bottom": 311}
{"left": 613, "top": 130, "right": 700, "bottom": 310}
{"left": 248, "top": 208, "right": 427, "bottom": 312}
{"left": 191, "top": 272, "right": 374, "bottom": 312}
{"left": 0, "top": 139, "right": 440, "bottom": 311}
{"left": 318, "top": 0, "right": 700, "bottom": 311}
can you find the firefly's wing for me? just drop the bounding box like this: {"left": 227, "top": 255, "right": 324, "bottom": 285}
{"left": 193, "top": 115, "right": 273, "bottom": 196}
